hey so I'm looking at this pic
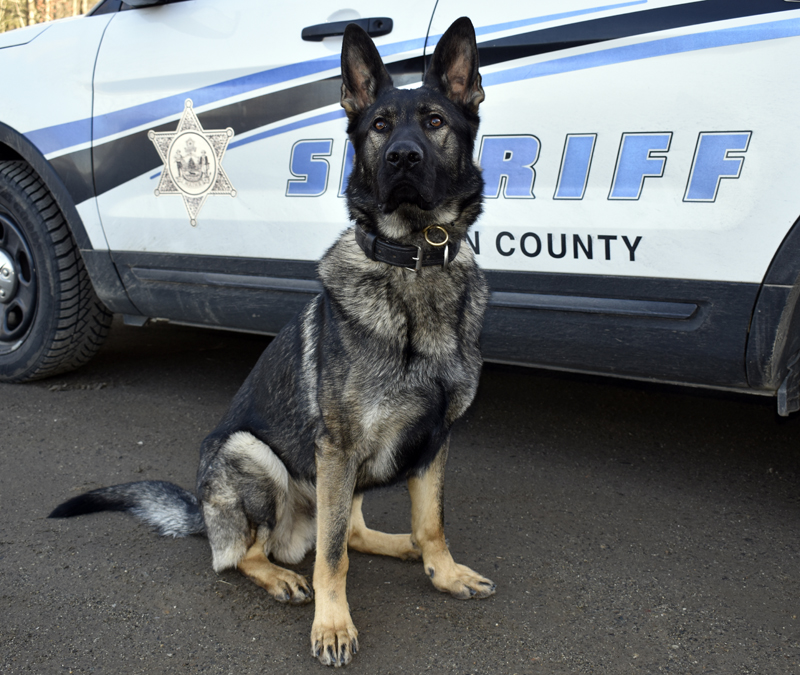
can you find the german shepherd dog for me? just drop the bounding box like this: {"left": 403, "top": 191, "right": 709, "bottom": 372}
{"left": 50, "top": 17, "right": 492, "bottom": 667}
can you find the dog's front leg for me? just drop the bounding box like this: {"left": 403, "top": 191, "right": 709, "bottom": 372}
{"left": 311, "top": 444, "right": 359, "bottom": 667}
{"left": 408, "top": 437, "right": 496, "bottom": 600}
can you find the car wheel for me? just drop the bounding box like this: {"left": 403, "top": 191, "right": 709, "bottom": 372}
{"left": 0, "top": 160, "right": 113, "bottom": 382}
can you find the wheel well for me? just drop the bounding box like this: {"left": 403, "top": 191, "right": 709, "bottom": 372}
{"left": 746, "top": 214, "right": 800, "bottom": 392}
{"left": 0, "top": 143, "right": 23, "bottom": 162}
{"left": 0, "top": 123, "right": 140, "bottom": 315}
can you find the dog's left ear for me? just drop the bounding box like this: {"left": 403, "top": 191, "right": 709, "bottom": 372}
{"left": 341, "top": 23, "right": 394, "bottom": 119}
{"left": 424, "top": 17, "right": 484, "bottom": 113}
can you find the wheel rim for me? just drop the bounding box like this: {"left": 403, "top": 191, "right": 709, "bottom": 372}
{"left": 0, "top": 213, "right": 37, "bottom": 348}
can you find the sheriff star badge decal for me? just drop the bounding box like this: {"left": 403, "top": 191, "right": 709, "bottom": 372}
{"left": 149, "top": 99, "right": 236, "bottom": 226}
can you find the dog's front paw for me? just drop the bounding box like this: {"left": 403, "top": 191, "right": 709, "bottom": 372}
{"left": 427, "top": 561, "right": 496, "bottom": 600}
{"left": 310, "top": 618, "right": 359, "bottom": 667}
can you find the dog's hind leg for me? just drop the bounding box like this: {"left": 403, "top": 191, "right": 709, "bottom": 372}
{"left": 348, "top": 494, "right": 420, "bottom": 560}
{"left": 203, "top": 494, "right": 314, "bottom": 605}
{"left": 408, "top": 437, "right": 496, "bottom": 600}
{"left": 200, "top": 432, "right": 314, "bottom": 605}
{"left": 238, "top": 542, "right": 313, "bottom": 605}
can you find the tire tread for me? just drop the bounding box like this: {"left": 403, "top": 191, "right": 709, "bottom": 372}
{"left": 0, "top": 160, "right": 113, "bottom": 382}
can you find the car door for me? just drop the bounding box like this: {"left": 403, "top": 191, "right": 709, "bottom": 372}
{"left": 429, "top": 0, "right": 800, "bottom": 389}
{"left": 90, "top": 0, "right": 435, "bottom": 330}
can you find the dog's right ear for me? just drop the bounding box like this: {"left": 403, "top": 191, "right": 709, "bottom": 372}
{"left": 340, "top": 23, "right": 394, "bottom": 119}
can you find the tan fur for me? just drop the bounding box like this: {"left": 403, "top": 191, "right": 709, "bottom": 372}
{"left": 310, "top": 442, "right": 359, "bottom": 666}
{"left": 238, "top": 542, "right": 314, "bottom": 605}
{"left": 310, "top": 568, "right": 358, "bottom": 668}
{"left": 347, "top": 494, "right": 420, "bottom": 560}
{"left": 408, "top": 440, "right": 495, "bottom": 599}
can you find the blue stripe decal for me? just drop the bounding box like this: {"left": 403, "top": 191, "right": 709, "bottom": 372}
{"left": 25, "top": 119, "right": 92, "bottom": 157}
{"left": 90, "top": 35, "right": 435, "bottom": 143}
{"left": 26, "top": 11, "right": 800, "bottom": 158}
{"left": 92, "top": 58, "right": 340, "bottom": 142}
{"left": 24, "top": 1, "right": 646, "bottom": 156}
{"left": 475, "top": 1, "right": 648, "bottom": 35}
{"left": 151, "top": 108, "right": 348, "bottom": 177}
{"left": 27, "top": 37, "right": 427, "bottom": 157}
{"left": 425, "top": 2, "right": 648, "bottom": 47}
{"left": 227, "top": 109, "right": 346, "bottom": 150}
{"left": 225, "top": 15, "right": 800, "bottom": 153}
{"left": 483, "top": 16, "right": 800, "bottom": 88}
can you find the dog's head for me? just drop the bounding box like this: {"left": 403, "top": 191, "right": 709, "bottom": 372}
{"left": 341, "top": 17, "right": 484, "bottom": 243}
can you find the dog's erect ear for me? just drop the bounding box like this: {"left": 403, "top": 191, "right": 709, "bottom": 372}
{"left": 423, "top": 17, "right": 484, "bottom": 113}
{"left": 340, "top": 23, "right": 394, "bottom": 118}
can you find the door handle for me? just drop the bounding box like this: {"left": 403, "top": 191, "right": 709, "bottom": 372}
{"left": 301, "top": 17, "right": 393, "bottom": 42}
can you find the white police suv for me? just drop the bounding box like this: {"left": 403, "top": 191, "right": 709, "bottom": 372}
{"left": 2, "top": 0, "right": 800, "bottom": 413}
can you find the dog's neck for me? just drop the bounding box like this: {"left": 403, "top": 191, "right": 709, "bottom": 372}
{"left": 354, "top": 223, "right": 462, "bottom": 272}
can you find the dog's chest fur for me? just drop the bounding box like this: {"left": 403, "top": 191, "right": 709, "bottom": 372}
{"left": 311, "top": 231, "right": 487, "bottom": 487}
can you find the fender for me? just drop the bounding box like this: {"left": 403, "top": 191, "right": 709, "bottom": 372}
{"left": 0, "top": 120, "right": 139, "bottom": 315}
{"left": 745, "top": 214, "right": 800, "bottom": 394}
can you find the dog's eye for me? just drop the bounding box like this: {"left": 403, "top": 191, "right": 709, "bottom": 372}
{"left": 373, "top": 118, "right": 387, "bottom": 131}
{"left": 429, "top": 116, "right": 444, "bottom": 128}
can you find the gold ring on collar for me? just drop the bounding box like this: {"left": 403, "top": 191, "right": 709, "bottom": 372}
{"left": 423, "top": 225, "right": 449, "bottom": 247}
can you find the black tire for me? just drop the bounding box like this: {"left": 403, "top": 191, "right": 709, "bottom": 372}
{"left": 0, "top": 160, "right": 112, "bottom": 382}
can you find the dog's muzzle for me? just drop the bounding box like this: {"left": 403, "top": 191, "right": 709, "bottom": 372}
{"left": 380, "top": 138, "right": 438, "bottom": 213}
{"left": 385, "top": 139, "right": 423, "bottom": 171}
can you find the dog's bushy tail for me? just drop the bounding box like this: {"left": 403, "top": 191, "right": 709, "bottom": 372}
{"left": 48, "top": 481, "right": 205, "bottom": 538}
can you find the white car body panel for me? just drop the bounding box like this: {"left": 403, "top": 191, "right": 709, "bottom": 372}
{"left": 2, "top": 0, "right": 800, "bottom": 399}
{"left": 92, "top": 0, "right": 436, "bottom": 261}
{"left": 428, "top": 2, "right": 800, "bottom": 283}
{"left": 3, "top": 15, "right": 112, "bottom": 155}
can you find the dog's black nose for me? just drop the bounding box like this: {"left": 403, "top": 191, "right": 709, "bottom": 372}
{"left": 386, "top": 140, "right": 423, "bottom": 170}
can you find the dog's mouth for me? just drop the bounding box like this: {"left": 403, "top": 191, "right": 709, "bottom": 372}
{"left": 379, "top": 182, "right": 438, "bottom": 214}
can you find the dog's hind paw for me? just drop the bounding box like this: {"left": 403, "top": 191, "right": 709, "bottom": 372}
{"left": 272, "top": 575, "right": 314, "bottom": 605}
{"left": 238, "top": 552, "right": 314, "bottom": 605}
{"left": 255, "top": 574, "right": 314, "bottom": 604}
{"left": 311, "top": 619, "right": 359, "bottom": 667}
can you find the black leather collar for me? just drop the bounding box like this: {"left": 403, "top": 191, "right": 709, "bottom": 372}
{"left": 354, "top": 223, "right": 461, "bottom": 271}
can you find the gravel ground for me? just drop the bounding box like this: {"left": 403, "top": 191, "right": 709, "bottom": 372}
{"left": 1, "top": 318, "right": 799, "bottom": 674}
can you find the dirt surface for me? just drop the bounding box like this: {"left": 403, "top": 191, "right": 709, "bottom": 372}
{"left": 2, "top": 318, "right": 799, "bottom": 674}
